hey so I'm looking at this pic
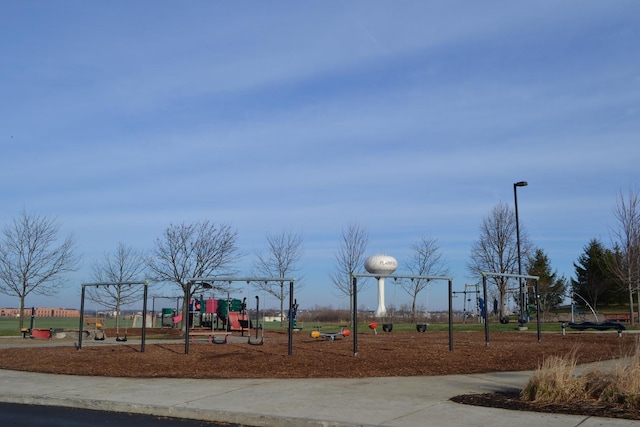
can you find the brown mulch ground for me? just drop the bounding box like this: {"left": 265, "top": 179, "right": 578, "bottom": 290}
{"left": 1, "top": 329, "right": 639, "bottom": 420}
{"left": 451, "top": 391, "right": 640, "bottom": 421}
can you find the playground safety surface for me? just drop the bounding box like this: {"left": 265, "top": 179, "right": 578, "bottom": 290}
{"left": 0, "top": 329, "right": 639, "bottom": 421}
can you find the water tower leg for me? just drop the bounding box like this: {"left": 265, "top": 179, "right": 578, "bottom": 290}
{"left": 375, "top": 277, "right": 387, "bottom": 317}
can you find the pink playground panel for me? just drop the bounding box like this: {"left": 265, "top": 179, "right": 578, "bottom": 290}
{"left": 205, "top": 299, "right": 218, "bottom": 313}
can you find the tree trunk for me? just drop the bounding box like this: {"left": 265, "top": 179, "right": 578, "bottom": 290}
{"left": 279, "top": 283, "right": 284, "bottom": 326}
{"left": 499, "top": 292, "right": 507, "bottom": 319}
{"left": 115, "top": 301, "right": 121, "bottom": 332}
{"left": 628, "top": 285, "right": 635, "bottom": 327}
{"left": 19, "top": 295, "right": 26, "bottom": 329}
{"left": 410, "top": 295, "right": 417, "bottom": 323}
{"left": 636, "top": 282, "right": 639, "bottom": 326}
{"left": 499, "top": 280, "right": 508, "bottom": 319}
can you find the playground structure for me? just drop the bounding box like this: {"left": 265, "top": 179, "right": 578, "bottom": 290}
{"left": 180, "top": 295, "right": 252, "bottom": 332}
{"left": 452, "top": 283, "right": 481, "bottom": 323}
{"left": 180, "top": 294, "right": 266, "bottom": 345}
{"left": 69, "top": 270, "right": 618, "bottom": 359}
{"left": 185, "top": 276, "right": 296, "bottom": 355}
{"left": 499, "top": 282, "right": 531, "bottom": 324}
{"left": 480, "top": 272, "right": 540, "bottom": 346}
{"left": 149, "top": 295, "right": 183, "bottom": 328}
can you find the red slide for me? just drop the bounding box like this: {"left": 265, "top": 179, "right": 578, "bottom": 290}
{"left": 226, "top": 312, "right": 249, "bottom": 332}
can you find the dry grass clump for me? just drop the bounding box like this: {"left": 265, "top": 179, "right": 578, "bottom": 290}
{"left": 522, "top": 345, "right": 640, "bottom": 411}
{"left": 521, "top": 349, "right": 583, "bottom": 403}
{"left": 583, "top": 351, "right": 640, "bottom": 409}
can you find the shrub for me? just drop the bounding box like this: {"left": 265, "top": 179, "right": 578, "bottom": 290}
{"left": 521, "top": 350, "right": 585, "bottom": 403}
{"left": 521, "top": 344, "right": 640, "bottom": 411}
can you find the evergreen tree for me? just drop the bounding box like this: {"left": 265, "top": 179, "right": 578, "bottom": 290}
{"left": 571, "top": 239, "right": 615, "bottom": 311}
{"left": 527, "top": 248, "right": 566, "bottom": 320}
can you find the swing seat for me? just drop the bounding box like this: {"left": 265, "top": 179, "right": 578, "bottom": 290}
{"left": 382, "top": 323, "right": 393, "bottom": 332}
{"left": 416, "top": 323, "right": 428, "bottom": 333}
{"left": 248, "top": 336, "right": 264, "bottom": 345}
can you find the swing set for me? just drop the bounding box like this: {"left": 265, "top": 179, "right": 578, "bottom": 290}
{"left": 452, "top": 283, "right": 481, "bottom": 324}
{"left": 186, "top": 276, "right": 296, "bottom": 355}
{"left": 351, "top": 273, "right": 454, "bottom": 355}
{"left": 77, "top": 281, "right": 149, "bottom": 352}
{"left": 480, "top": 272, "right": 540, "bottom": 346}
{"left": 368, "top": 277, "right": 432, "bottom": 334}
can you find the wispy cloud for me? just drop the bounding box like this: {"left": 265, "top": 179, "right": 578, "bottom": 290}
{"left": 1, "top": 1, "right": 639, "bottom": 310}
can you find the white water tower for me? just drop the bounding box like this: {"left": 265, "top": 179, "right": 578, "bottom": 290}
{"left": 364, "top": 254, "right": 398, "bottom": 317}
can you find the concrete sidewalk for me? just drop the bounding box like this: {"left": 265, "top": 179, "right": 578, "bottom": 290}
{"left": 0, "top": 363, "right": 637, "bottom": 426}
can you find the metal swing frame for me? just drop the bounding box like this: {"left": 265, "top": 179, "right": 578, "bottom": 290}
{"left": 480, "top": 272, "right": 540, "bottom": 346}
{"left": 77, "top": 281, "right": 149, "bottom": 352}
{"left": 351, "top": 273, "right": 454, "bottom": 356}
{"left": 185, "top": 277, "right": 296, "bottom": 355}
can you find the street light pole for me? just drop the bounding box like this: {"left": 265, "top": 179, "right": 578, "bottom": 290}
{"left": 514, "top": 181, "right": 528, "bottom": 327}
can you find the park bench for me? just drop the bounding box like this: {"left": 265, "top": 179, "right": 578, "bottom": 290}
{"left": 603, "top": 312, "right": 638, "bottom": 323}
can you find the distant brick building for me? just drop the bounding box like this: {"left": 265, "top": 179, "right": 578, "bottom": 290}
{"left": 0, "top": 307, "right": 80, "bottom": 318}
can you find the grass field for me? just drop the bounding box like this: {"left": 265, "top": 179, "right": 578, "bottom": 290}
{"left": 1, "top": 316, "right": 614, "bottom": 337}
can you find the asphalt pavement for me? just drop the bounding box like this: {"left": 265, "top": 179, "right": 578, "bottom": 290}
{"left": 0, "top": 338, "right": 637, "bottom": 426}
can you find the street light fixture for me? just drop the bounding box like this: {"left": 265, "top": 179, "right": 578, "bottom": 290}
{"left": 514, "top": 181, "right": 528, "bottom": 327}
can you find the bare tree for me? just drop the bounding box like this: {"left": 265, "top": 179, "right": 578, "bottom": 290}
{"left": 252, "top": 229, "right": 304, "bottom": 324}
{"left": 330, "top": 222, "right": 369, "bottom": 323}
{"left": 401, "top": 236, "right": 449, "bottom": 323}
{"left": 467, "top": 202, "right": 532, "bottom": 320}
{"left": 87, "top": 242, "right": 147, "bottom": 329}
{"left": 146, "top": 221, "right": 240, "bottom": 331}
{"left": 0, "top": 209, "right": 80, "bottom": 328}
{"left": 608, "top": 187, "right": 640, "bottom": 325}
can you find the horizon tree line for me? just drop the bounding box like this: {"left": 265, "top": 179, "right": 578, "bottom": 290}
{"left": 0, "top": 186, "right": 637, "bottom": 328}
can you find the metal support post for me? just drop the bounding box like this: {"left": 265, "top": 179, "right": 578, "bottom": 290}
{"left": 352, "top": 276, "right": 358, "bottom": 357}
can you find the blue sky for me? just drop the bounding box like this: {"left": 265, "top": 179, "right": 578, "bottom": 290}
{"left": 1, "top": 1, "right": 639, "bottom": 313}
